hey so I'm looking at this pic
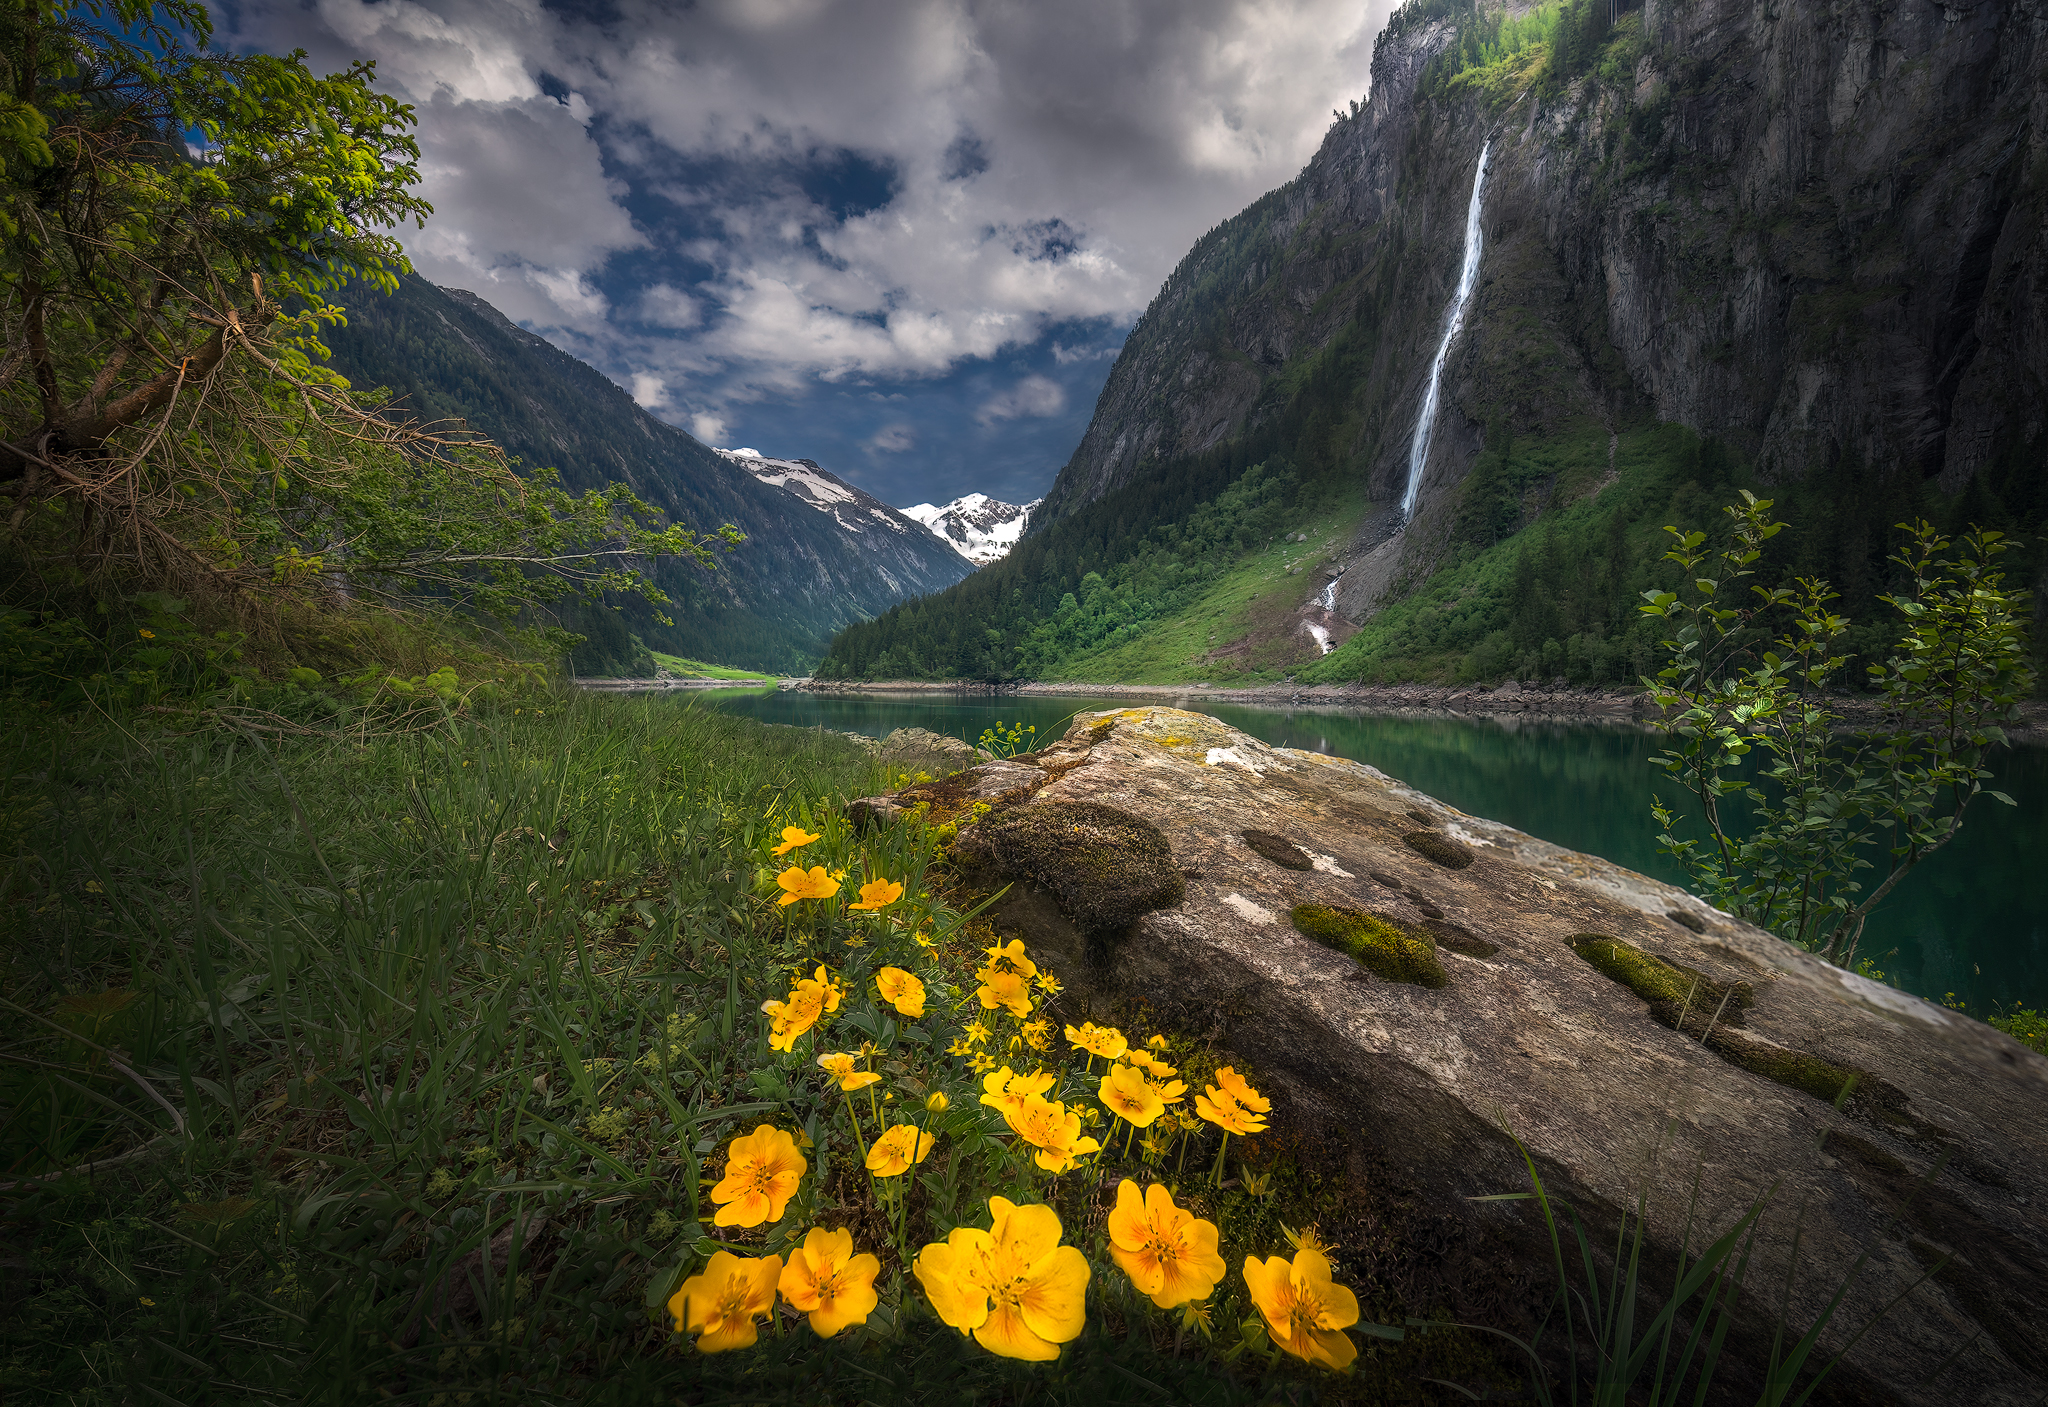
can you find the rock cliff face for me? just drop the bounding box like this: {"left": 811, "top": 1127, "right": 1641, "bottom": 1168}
{"left": 1033, "top": 0, "right": 2047, "bottom": 617}
{"left": 903, "top": 707, "right": 2046, "bottom": 1405}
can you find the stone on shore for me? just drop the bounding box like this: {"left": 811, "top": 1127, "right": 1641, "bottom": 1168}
{"left": 867, "top": 706, "right": 2047, "bottom": 1407}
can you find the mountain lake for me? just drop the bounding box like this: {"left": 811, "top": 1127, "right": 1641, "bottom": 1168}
{"left": 687, "top": 687, "right": 2047, "bottom": 1018}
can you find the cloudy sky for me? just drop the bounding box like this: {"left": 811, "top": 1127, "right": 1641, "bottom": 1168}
{"left": 219, "top": 0, "right": 1397, "bottom": 508}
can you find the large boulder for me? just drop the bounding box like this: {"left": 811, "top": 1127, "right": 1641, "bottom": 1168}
{"left": 940, "top": 707, "right": 2046, "bottom": 1406}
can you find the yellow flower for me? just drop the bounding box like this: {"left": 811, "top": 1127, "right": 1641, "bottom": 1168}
{"left": 913, "top": 1196, "right": 1091, "bottom": 1361}
{"left": 947, "top": 1036, "right": 976, "bottom": 1056}
{"left": 1214, "top": 1066, "right": 1270, "bottom": 1113}
{"left": 978, "top": 1065, "right": 1057, "bottom": 1118}
{"left": 709, "top": 1125, "right": 807, "bottom": 1227}
{"left": 811, "top": 965, "right": 845, "bottom": 1012}
{"left": 1065, "top": 1022, "right": 1128, "bottom": 1061}
{"left": 771, "top": 825, "right": 821, "bottom": 856}
{"left": 138, "top": 628, "right": 155, "bottom": 640}
{"left": 1195, "top": 1067, "right": 1270, "bottom": 1136}
{"left": 865, "top": 1122, "right": 936, "bottom": 1176}
{"left": 965, "top": 1021, "right": 991, "bottom": 1046}
{"left": 968, "top": 1051, "right": 997, "bottom": 1073}
{"left": 1284, "top": 1223, "right": 1338, "bottom": 1256}
{"left": 817, "top": 1051, "right": 881, "bottom": 1092}
{"left": 1005, "top": 1093, "right": 1101, "bottom": 1173}
{"left": 980, "top": 938, "right": 1038, "bottom": 978}
{"left": 777, "top": 1227, "right": 880, "bottom": 1337}
{"left": 670, "top": 1250, "right": 782, "bottom": 1352}
{"left": 849, "top": 878, "right": 904, "bottom": 911}
{"left": 976, "top": 968, "right": 1033, "bottom": 1018}
{"left": 1107, "top": 1181, "right": 1227, "bottom": 1309}
{"left": 1241, "top": 1247, "right": 1360, "bottom": 1371}
{"left": 875, "top": 966, "right": 926, "bottom": 1019}
{"left": 926, "top": 1091, "right": 950, "bottom": 1113}
{"left": 1099, "top": 1063, "right": 1165, "bottom": 1129}
{"left": 776, "top": 865, "right": 840, "bottom": 906}
{"left": 1151, "top": 1077, "right": 1188, "bottom": 1105}
{"left": 1034, "top": 971, "right": 1063, "bottom": 995}
{"left": 1021, "top": 1018, "right": 1052, "bottom": 1051}
{"left": 761, "top": 979, "right": 827, "bottom": 1050}
{"left": 1147, "top": 1034, "right": 1169, "bottom": 1050}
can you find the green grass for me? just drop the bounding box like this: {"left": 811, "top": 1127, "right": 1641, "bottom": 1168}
{"left": 647, "top": 650, "right": 777, "bottom": 681}
{"left": 0, "top": 685, "right": 1458, "bottom": 1403}
{"left": 1044, "top": 487, "right": 1371, "bottom": 685}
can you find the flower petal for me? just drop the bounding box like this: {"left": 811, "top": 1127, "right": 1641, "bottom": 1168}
{"left": 915, "top": 1234, "right": 993, "bottom": 1332}
{"left": 1016, "top": 1245, "right": 1091, "bottom": 1347}
{"left": 975, "top": 1300, "right": 1060, "bottom": 1360}
{"left": 989, "top": 1197, "right": 1063, "bottom": 1268}
{"left": 1106, "top": 1179, "right": 1149, "bottom": 1255}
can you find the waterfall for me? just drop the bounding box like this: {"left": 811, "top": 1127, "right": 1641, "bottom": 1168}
{"left": 1400, "top": 140, "right": 1491, "bottom": 521}
{"left": 1316, "top": 577, "right": 1338, "bottom": 611}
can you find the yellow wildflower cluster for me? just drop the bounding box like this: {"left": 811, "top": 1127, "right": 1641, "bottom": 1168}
{"left": 760, "top": 965, "right": 843, "bottom": 1051}
{"left": 975, "top": 938, "right": 1036, "bottom": 1018}
{"left": 669, "top": 1227, "right": 881, "bottom": 1351}
{"left": 1195, "top": 1066, "right": 1270, "bottom": 1136}
{"left": 916, "top": 1196, "right": 1089, "bottom": 1360}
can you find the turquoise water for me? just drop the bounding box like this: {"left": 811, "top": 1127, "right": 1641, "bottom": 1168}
{"left": 690, "top": 688, "right": 2046, "bottom": 1015}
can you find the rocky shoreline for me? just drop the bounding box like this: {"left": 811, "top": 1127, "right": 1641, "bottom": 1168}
{"left": 797, "top": 676, "right": 2048, "bottom": 740}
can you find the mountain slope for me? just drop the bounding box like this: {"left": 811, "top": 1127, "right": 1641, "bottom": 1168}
{"left": 711, "top": 448, "right": 966, "bottom": 584}
{"left": 901, "top": 495, "right": 1039, "bottom": 565}
{"left": 821, "top": 0, "right": 2047, "bottom": 686}
{"left": 319, "top": 277, "right": 971, "bottom": 672}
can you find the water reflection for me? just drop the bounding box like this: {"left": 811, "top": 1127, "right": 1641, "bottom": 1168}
{"left": 688, "top": 688, "right": 2043, "bottom": 1014}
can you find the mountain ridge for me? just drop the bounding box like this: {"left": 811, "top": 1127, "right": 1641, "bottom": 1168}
{"left": 901, "top": 494, "right": 1039, "bottom": 565}
{"left": 318, "top": 277, "right": 972, "bottom": 671}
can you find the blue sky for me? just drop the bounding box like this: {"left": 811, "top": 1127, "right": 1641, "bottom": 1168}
{"left": 225, "top": 0, "right": 1396, "bottom": 509}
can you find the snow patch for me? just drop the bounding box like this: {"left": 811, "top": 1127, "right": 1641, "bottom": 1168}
{"left": 714, "top": 447, "right": 934, "bottom": 542}
{"left": 901, "top": 494, "right": 1039, "bottom": 566}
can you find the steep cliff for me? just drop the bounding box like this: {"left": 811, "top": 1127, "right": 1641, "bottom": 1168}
{"left": 819, "top": 0, "right": 2046, "bottom": 685}
{"left": 322, "top": 277, "right": 972, "bottom": 672}
{"left": 1042, "top": 0, "right": 2047, "bottom": 622}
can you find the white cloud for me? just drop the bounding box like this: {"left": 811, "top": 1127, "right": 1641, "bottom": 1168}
{"left": 869, "top": 423, "right": 917, "bottom": 452}
{"left": 629, "top": 372, "right": 670, "bottom": 409}
{"left": 637, "top": 284, "right": 701, "bottom": 328}
{"left": 1052, "top": 340, "right": 1119, "bottom": 364}
{"left": 230, "top": 0, "right": 1401, "bottom": 417}
{"left": 976, "top": 374, "right": 1066, "bottom": 426}
{"left": 690, "top": 411, "right": 731, "bottom": 443}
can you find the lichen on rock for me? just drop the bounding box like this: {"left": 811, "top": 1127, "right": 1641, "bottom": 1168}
{"left": 1403, "top": 830, "right": 1475, "bottom": 870}
{"left": 961, "top": 800, "right": 1185, "bottom": 933}
{"left": 1291, "top": 904, "right": 1448, "bottom": 988}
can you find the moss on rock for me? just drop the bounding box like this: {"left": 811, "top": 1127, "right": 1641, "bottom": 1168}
{"left": 970, "top": 800, "right": 1185, "bottom": 933}
{"left": 1423, "top": 919, "right": 1500, "bottom": 958}
{"left": 1568, "top": 933, "right": 1753, "bottom": 1027}
{"left": 1706, "top": 1034, "right": 1863, "bottom": 1104}
{"left": 1403, "top": 831, "right": 1475, "bottom": 870}
{"left": 1242, "top": 829, "right": 1314, "bottom": 870}
{"left": 1292, "top": 905, "right": 1449, "bottom": 988}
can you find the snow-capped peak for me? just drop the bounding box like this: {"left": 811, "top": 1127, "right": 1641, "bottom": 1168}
{"left": 714, "top": 446, "right": 939, "bottom": 545}
{"left": 901, "top": 494, "right": 1039, "bottom": 566}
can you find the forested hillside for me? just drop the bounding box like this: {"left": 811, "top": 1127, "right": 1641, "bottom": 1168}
{"left": 820, "top": 0, "right": 2046, "bottom": 686}
{"left": 322, "top": 278, "right": 970, "bottom": 673}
